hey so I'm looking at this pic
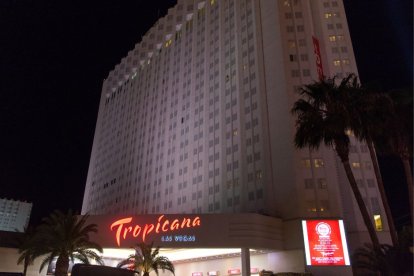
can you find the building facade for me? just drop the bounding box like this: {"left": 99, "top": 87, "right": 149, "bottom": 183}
{"left": 0, "top": 198, "right": 32, "bottom": 232}
{"left": 82, "top": 0, "right": 390, "bottom": 253}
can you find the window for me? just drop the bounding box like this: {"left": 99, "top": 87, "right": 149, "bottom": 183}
{"left": 352, "top": 162, "right": 361, "bottom": 169}
{"left": 291, "top": 70, "right": 300, "bottom": 77}
{"left": 307, "top": 201, "right": 317, "bottom": 212}
{"left": 320, "top": 200, "right": 330, "bottom": 211}
{"left": 318, "top": 178, "right": 327, "bottom": 189}
{"left": 288, "top": 40, "right": 296, "bottom": 48}
{"left": 305, "top": 179, "right": 314, "bottom": 189}
{"left": 374, "top": 215, "right": 383, "bottom": 231}
{"left": 342, "top": 59, "right": 350, "bottom": 65}
{"left": 329, "top": 35, "right": 336, "bottom": 42}
{"left": 300, "top": 54, "right": 308, "bottom": 61}
{"left": 333, "top": 60, "right": 341, "bottom": 66}
{"left": 365, "top": 161, "right": 372, "bottom": 170}
{"left": 324, "top": 13, "right": 332, "bottom": 19}
{"left": 302, "top": 159, "right": 311, "bottom": 168}
{"left": 314, "top": 159, "right": 324, "bottom": 168}
{"left": 298, "top": 39, "right": 306, "bottom": 47}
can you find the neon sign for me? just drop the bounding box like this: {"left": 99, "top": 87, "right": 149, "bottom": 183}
{"left": 110, "top": 215, "right": 201, "bottom": 246}
{"left": 302, "top": 220, "right": 350, "bottom": 266}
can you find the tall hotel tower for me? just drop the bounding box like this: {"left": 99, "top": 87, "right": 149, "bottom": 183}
{"left": 82, "top": 0, "right": 390, "bottom": 249}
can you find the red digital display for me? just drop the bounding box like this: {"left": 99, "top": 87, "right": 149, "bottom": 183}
{"left": 302, "top": 220, "right": 350, "bottom": 266}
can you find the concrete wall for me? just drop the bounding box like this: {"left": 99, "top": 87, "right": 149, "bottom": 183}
{"left": 0, "top": 247, "right": 47, "bottom": 276}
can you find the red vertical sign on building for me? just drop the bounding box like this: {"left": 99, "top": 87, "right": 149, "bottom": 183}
{"left": 302, "top": 220, "right": 350, "bottom": 266}
{"left": 312, "top": 36, "right": 324, "bottom": 80}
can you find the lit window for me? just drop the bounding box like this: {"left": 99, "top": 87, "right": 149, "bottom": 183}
{"left": 345, "top": 129, "right": 354, "bottom": 136}
{"left": 374, "top": 215, "right": 383, "bottom": 231}
{"left": 333, "top": 60, "right": 341, "bottom": 66}
{"left": 307, "top": 201, "right": 317, "bottom": 212}
{"left": 165, "top": 39, "right": 172, "bottom": 48}
{"left": 284, "top": 0, "right": 290, "bottom": 7}
{"left": 210, "top": 0, "right": 215, "bottom": 5}
{"left": 352, "top": 162, "right": 361, "bottom": 169}
{"left": 314, "top": 159, "right": 325, "bottom": 168}
{"left": 302, "top": 159, "right": 311, "bottom": 168}
{"left": 288, "top": 40, "right": 296, "bottom": 48}
{"left": 318, "top": 178, "right": 327, "bottom": 189}
{"left": 342, "top": 59, "right": 350, "bottom": 65}
{"left": 320, "top": 200, "right": 330, "bottom": 211}
{"left": 324, "top": 13, "right": 332, "bottom": 19}
{"left": 337, "top": 35, "right": 344, "bottom": 41}
{"left": 329, "top": 35, "right": 336, "bottom": 42}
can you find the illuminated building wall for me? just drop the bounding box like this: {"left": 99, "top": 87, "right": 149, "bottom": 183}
{"left": 82, "top": 0, "right": 390, "bottom": 248}
{"left": 0, "top": 198, "right": 32, "bottom": 232}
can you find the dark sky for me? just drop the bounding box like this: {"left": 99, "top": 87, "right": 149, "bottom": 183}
{"left": 0, "top": 0, "right": 412, "bottom": 227}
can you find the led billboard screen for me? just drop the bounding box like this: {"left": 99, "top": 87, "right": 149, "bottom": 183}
{"left": 302, "top": 220, "right": 350, "bottom": 266}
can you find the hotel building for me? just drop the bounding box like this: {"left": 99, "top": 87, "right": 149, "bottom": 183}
{"left": 0, "top": 198, "right": 32, "bottom": 232}
{"left": 81, "top": 0, "right": 391, "bottom": 274}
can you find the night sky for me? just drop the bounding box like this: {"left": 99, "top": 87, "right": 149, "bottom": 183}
{"left": 0, "top": 0, "right": 412, "bottom": 227}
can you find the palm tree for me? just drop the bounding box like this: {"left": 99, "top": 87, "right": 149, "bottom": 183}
{"left": 345, "top": 78, "right": 399, "bottom": 246}
{"left": 353, "top": 226, "right": 413, "bottom": 276}
{"left": 291, "top": 75, "right": 380, "bottom": 250}
{"left": 33, "top": 210, "right": 104, "bottom": 276}
{"left": 117, "top": 242, "right": 174, "bottom": 276}
{"left": 17, "top": 227, "right": 38, "bottom": 276}
{"left": 383, "top": 88, "right": 413, "bottom": 225}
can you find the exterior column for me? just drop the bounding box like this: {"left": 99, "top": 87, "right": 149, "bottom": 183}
{"left": 241, "top": 247, "right": 251, "bottom": 276}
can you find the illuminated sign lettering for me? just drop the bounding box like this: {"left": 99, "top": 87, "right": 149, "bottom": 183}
{"left": 302, "top": 220, "right": 350, "bottom": 266}
{"left": 312, "top": 36, "right": 324, "bottom": 80}
{"left": 110, "top": 215, "right": 201, "bottom": 246}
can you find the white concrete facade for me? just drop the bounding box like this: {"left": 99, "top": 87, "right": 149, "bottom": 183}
{"left": 0, "top": 198, "right": 32, "bottom": 232}
{"left": 82, "top": 0, "right": 391, "bottom": 255}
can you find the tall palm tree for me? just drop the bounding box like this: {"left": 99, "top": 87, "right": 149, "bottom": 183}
{"left": 33, "top": 210, "right": 104, "bottom": 276}
{"left": 291, "top": 75, "right": 380, "bottom": 250}
{"left": 117, "top": 242, "right": 174, "bottom": 276}
{"left": 383, "top": 88, "right": 413, "bottom": 225}
{"left": 345, "top": 77, "right": 399, "bottom": 246}
{"left": 17, "top": 227, "right": 38, "bottom": 276}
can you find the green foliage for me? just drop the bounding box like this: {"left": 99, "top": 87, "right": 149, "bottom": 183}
{"left": 17, "top": 210, "right": 103, "bottom": 276}
{"left": 353, "top": 227, "right": 413, "bottom": 276}
{"left": 117, "top": 242, "right": 174, "bottom": 276}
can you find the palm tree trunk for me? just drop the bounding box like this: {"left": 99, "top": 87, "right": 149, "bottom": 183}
{"left": 367, "top": 140, "right": 398, "bottom": 246}
{"left": 23, "top": 259, "right": 28, "bottom": 276}
{"left": 55, "top": 255, "right": 70, "bottom": 276}
{"left": 342, "top": 160, "right": 381, "bottom": 250}
{"left": 400, "top": 155, "right": 413, "bottom": 226}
